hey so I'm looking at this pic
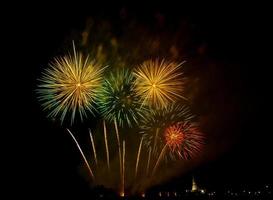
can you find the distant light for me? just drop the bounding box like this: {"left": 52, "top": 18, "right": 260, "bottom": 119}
{"left": 141, "top": 193, "right": 145, "bottom": 198}
{"left": 120, "top": 192, "right": 125, "bottom": 197}
{"left": 200, "top": 189, "right": 205, "bottom": 194}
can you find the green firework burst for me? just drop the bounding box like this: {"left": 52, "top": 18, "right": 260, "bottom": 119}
{"left": 98, "top": 68, "right": 144, "bottom": 127}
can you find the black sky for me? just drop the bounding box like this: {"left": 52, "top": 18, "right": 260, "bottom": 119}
{"left": 5, "top": 2, "right": 271, "bottom": 198}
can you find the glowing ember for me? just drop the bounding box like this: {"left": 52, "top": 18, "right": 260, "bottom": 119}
{"left": 120, "top": 192, "right": 125, "bottom": 197}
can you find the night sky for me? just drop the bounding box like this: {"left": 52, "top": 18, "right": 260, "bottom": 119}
{"left": 6, "top": 2, "right": 271, "bottom": 198}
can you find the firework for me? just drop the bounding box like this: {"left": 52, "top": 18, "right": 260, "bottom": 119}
{"left": 35, "top": 21, "right": 208, "bottom": 196}
{"left": 114, "top": 119, "right": 122, "bottom": 181}
{"left": 121, "top": 140, "right": 126, "bottom": 197}
{"left": 37, "top": 43, "right": 106, "bottom": 124}
{"left": 103, "top": 121, "right": 110, "bottom": 171}
{"left": 165, "top": 124, "right": 184, "bottom": 152}
{"left": 98, "top": 68, "right": 144, "bottom": 127}
{"left": 152, "top": 144, "right": 167, "bottom": 176}
{"left": 164, "top": 122, "right": 204, "bottom": 159}
{"left": 134, "top": 59, "right": 186, "bottom": 109}
{"left": 152, "top": 128, "right": 160, "bottom": 155}
{"left": 140, "top": 104, "right": 193, "bottom": 157}
{"left": 67, "top": 129, "right": 95, "bottom": 179}
{"left": 89, "top": 129, "right": 98, "bottom": 166}
{"left": 146, "top": 147, "right": 152, "bottom": 176}
{"left": 135, "top": 136, "right": 144, "bottom": 178}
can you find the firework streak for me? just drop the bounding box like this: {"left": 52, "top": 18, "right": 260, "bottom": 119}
{"left": 103, "top": 121, "right": 110, "bottom": 171}
{"left": 146, "top": 147, "right": 152, "bottom": 176}
{"left": 135, "top": 136, "right": 144, "bottom": 178}
{"left": 114, "top": 119, "right": 122, "bottom": 182}
{"left": 152, "top": 128, "right": 159, "bottom": 155}
{"left": 67, "top": 129, "right": 95, "bottom": 179}
{"left": 121, "top": 140, "right": 126, "bottom": 197}
{"left": 89, "top": 129, "right": 98, "bottom": 166}
{"left": 152, "top": 144, "right": 168, "bottom": 176}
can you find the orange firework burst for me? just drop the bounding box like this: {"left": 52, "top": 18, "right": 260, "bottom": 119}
{"left": 140, "top": 104, "right": 193, "bottom": 155}
{"left": 134, "top": 59, "right": 186, "bottom": 109}
{"left": 165, "top": 125, "right": 185, "bottom": 152}
{"left": 164, "top": 122, "right": 204, "bottom": 159}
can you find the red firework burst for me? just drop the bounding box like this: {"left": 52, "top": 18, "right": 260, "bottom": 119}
{"left": 164, "top": 122, "right": 204, "bottom": 159}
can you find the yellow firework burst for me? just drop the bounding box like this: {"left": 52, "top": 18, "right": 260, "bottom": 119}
{"left": 37, "top": 43, "right": 106, "bottom": 124}
{"left": 133, "top": 59, "right": 186, "bottom": 109}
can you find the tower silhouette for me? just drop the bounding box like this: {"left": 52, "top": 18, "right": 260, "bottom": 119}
{"left": 191, "top": 176, "right": 198, "bottom": 192}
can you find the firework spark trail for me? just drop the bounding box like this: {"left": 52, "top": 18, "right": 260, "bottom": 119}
{"left": 89, "top": 129, "right": 98, "bottom": 166}
{"left": 121, "top": 140, "right": 126, "bottom": 197}
{"left": 135, "top": 136, "right": 144, "bottom": 178}
{"left": 152, "top": 128, "right": 159, "bottom": 155}
{"left": 152, "top": 144, "right": 168, "bottom": 176}
{"left": 146, "top": 147, "right": 152, "bottom": 176}
{"left": 114, "top": 119, "right": 122, "bottom": 181}
{"left": 67, "top": 129, "right": 94, "bottom": 179}
{"left": 103, "top": 121, "right": 110, "bottom": 171}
